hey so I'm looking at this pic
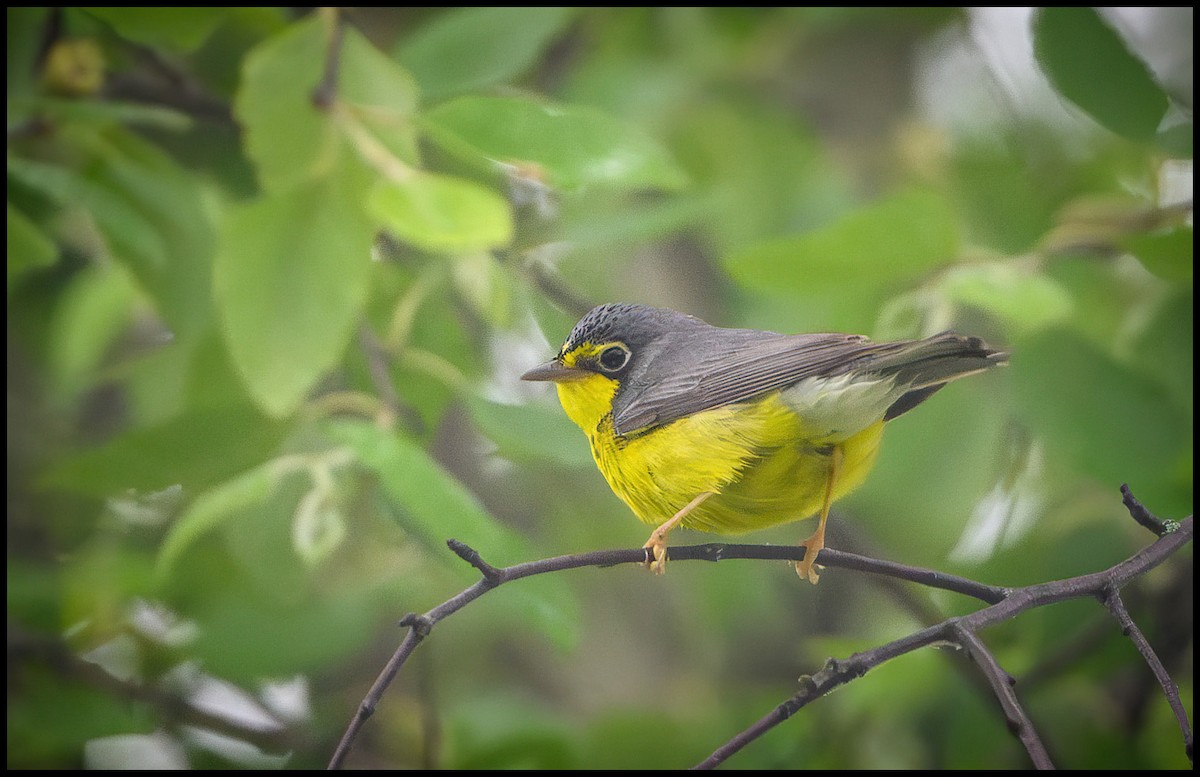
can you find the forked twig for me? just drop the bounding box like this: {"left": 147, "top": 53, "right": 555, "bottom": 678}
{"left": 328, "top": 490, "right": 1192, "bottom": 770}
{"left": 696, "top": 504, "right": 1191, "bottom": 770}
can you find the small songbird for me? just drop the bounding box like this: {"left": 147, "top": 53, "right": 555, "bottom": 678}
{"left": 522, "top": 303, "right": 1007, "bottom": 582}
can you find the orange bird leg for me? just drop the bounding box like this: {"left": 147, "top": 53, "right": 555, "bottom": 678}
{"left": 643, "top": 492, "right": 714, "bottom": 575}
{"left": 796, "top": 444, "right": 844, "bottom": 584}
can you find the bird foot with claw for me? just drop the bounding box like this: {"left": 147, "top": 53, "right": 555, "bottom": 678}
{"left": 795, "top": 547, "right": 823, "bottom": 585}
{"left": 643, "top": 533, "right": 669, "bottom": 575}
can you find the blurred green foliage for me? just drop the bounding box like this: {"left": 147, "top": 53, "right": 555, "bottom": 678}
{"left": 7, "top": 6, "right": 1192, "bottom": 770}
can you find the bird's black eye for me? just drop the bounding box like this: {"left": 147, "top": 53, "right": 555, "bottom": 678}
{"left": 598, "top": 345, "right": 629, "bottom": 372}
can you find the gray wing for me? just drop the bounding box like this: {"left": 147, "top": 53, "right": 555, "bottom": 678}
{"left": 610, "top": 327, "right": 1004, "bottom": 436}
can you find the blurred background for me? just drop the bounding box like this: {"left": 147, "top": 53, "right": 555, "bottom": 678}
{"left": 7, "top": 7, "right": 1192, "bottom": 769}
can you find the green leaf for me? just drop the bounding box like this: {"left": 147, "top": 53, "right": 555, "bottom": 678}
{"left": 448, "top": 697, "right": 579, "bottom": 770}
{"left": 396, "top": 7, "right": 575, "bottom": 99}
{"left": 235, "top": 14, "right": 337, "bottom": 192}
{"left": 190, "top": 586, "right": 382, "bottom": 680}
{"left": 236, "top": 13, "right": 419, "bottom": 193}
{"left": 946, "top": 133, "right": 1067, "bottom": 255}
{"left": 161, "top": 466, "right": 394, "bottom": 680}
{"left": 937, "top": 262, "right": 1073, "bottom": 337}
{"left": 366, "top": 272, "right": 480, "bottom": 434}
{"left": 1043, "top": 255, "right": 1137, "bottom": 350}
{"left": 1127, "top": 288, "right": 1193, "bottom": 419}
{"left": 44, "top": 403, "right": 285, "bottom": 498}
{"left": 1032, "top": 7, "right": 1170, "bottom": 143}
{"left": 423, "top": 95, "right": 687, "bottom": 192}
{"left": 8, "top": 560, "right": 65, "bottom": 635}
{"left": 369, "top": 173, "right": 513, "bottom": 253}
{"left": 678, "top": 101, "right": 844, "bottom": 255}
{"left": 330, "top": 418, "right": 527, "bottom": 558}
{"left": 1155, "top": 119, "right": 1193, "bottom": 159}
{"left": 557, "top": 192, "right": 713, "bottom": 251}
{"left": 329, "top": 418, "right": 579, "bottom": 648}
{"left": 77, "top": 130, "right": 215, "bottom": 338}
{"left": 7, "top": 203, "right": 57, "bottom": 295}
{"left": 7, "top": 155, "right": 79, "bottom": 203}
{"left": 1122, "top": 226, "right": 1192, "bottom": 283}
{"left": 452, "top": 250, "right": 515, "bottom": 328}
{"left": 7, "top": 8, "right": 49, "bottom": 100}
{"left": 214, "top": 171, "right": 374, "bottom": 417}
{"left": 724, "top": 189, "right": 960, "bottom": 332}
{"left": 46, "top": 264, "right": 138, "bottom": 403}
{"left": 7, "top": 669, "right": 155, "bottom": 769}
{"left": 338, "top": 35, "right": 422, "bottom": 171}
{"left": 852, "top": 371, "right": 1009, "bottom": 566}
{"left": 9, "top": 96, "right": 193, "bottom": 132}
{"left": 467, "top": 397, "right": 593, "bottom": 469}
{"left": 8, "top": 129, "right": 215, "bottom": 338}
{"left": 1011, "top": 328, "right": 1191, "bottom": 516}
{"left": 83, "top": 7, "right": 230, "bottom": 52}
{"left": 156, "top": 461, "right": 278, "bottom": 579}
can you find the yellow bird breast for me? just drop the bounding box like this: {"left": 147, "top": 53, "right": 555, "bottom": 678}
{"left": 555, "top": 373, "right": 884, "bottom": 535}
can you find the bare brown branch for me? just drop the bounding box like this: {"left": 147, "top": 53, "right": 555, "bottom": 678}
{"left": 1103, "top": 586, "right": 1195, "bottom": 762}
{"left": 696, "top": 513, "right": 1192, "bottom": 769}
{"left": 1122, "top": 482, "right": 1179, "bottom": 537}
{"left": 953, "top": 624, "right": 1054, "bottom": 768}
{"left": 329, "top": 499, "right": 1193, "bottom": 770}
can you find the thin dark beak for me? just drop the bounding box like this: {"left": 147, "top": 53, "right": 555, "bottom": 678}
{"left": 521, "top": 359, "right": 589, "bottom": 383}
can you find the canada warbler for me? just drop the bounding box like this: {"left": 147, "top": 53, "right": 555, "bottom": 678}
{"left": 522, "top": 303, "right": 1007, "bottom": 582}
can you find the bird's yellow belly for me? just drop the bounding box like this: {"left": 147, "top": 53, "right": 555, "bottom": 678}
{"left": 562, "top": 378, "right": 884, "bottom": 535}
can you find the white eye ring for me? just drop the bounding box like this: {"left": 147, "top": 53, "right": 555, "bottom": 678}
{"left": 598, "top": 345, "right": 630, "bottom": 372}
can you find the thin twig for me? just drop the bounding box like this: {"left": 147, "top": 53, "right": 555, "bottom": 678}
{"left": 311, "top": 7, "right": 345, "bottom": 111}
{"left": 502, "top": 246, "right": 593, "bottom": 319}
{"left": 357, "top": 325, "right": 401, "bottom": 418}
{"left": 694, "top": 516, "right": 1192, "bottom": 769}
{"left": 815, "top": 547, "right": 1008, "bottom": 603}
{"left": 447, "top": 538, "right": 503, "bottom": 584}
{"left": 329, "top": 516, "right": 1191, "bottom": 769}
{"left": 356, "top": 323, "right": 425, "bottom": 434}
{"left": 1121, "top": 482, "right": 1177, "bottom": 537}
{"left": 695, "top": 622, "right": 957, "bottom": 769}
{"left": 326, "top": 542, "right": 1002, "bottom": 769}
{"left": 1103, "top": 586, "right": 1194, "bottom": 763}
{"left": 952, "top": 624, "right": 1054, "bottom": 769}
{"left": 327, "top": 623, "right": 429, "bottom": 769}
{"left": 105, "top": 42, "right": 235, "bottom": 125}
{"left": 830, "top": 520, "right": 1033, "bottom": 732}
